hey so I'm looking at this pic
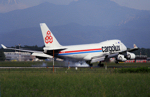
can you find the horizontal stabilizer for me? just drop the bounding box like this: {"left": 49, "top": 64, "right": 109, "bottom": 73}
{"left": 32, "top": 52, "right": 53, "bottom": 58}
{"left": 43, "top": 47, "right": 67, "bottom": 51}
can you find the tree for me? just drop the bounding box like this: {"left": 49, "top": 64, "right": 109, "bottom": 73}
{"left": 0, "top": 50, "right": 5, "bottom": 61}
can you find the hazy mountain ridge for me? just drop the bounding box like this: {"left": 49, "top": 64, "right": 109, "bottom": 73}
{"left": 0, "top": 0, "right": 150, "bottom": 47}
{"left": 1, "top": 22, "right": 150, "bottom": 48}
{"left": 0, "top": 1, "right": 148, "bottom": 33}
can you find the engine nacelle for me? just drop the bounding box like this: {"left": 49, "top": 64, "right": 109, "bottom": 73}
{"left": 126, "top": 52, "right": 136, "bottom": 60}
{"left": 117, "top": 54, "right": 127, "bottom": 62}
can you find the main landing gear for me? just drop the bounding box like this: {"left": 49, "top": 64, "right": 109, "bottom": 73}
{"left": 98, "top": 61, "right": 104, "bottom": 67}
{"left": 86, "top": 61, "right": 93, "bottom": 67}
{"left": 89, "top": 64, "right": 93, "bottom": 67}
{"left": 86, "top": 61, "right": 104, "bottom": 67}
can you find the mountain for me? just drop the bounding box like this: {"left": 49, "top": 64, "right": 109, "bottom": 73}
{"left": 0, "top": 0, "right": 150, "bottom": 48}
{"left": 1, "top": 22, "right": 150, "bottom": 48}
{"left": 0, "top": 23, "right": 104, "bottom": 46}
{"left": 0, "top": 0, "right": 146, "bottom": 33}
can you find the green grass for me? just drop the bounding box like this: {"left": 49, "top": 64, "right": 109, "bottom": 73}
{"left": 0, "top": 68, "right": 150, "bottom": 97}
{"left": 116, "top": 67, "right": 150, "bottom": 73}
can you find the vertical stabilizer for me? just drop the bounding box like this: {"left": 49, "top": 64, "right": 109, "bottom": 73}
{"left": 40, "top": 23, "right": 61, "bottom": 48}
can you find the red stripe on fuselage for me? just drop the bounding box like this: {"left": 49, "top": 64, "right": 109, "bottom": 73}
{"left": 59, "top": 48, "right": 102, "bottom": 54}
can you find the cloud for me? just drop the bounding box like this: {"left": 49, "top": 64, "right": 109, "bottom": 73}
{"left": 0, "top": 3, "right": 28, "bottom": 13}
{"left": 39, "top": 0, "right": 76, "bottom": 5}
{"left": 0, "top": 0, "right": 38, "bottom": 13}
{"left": 4, "top": 0, "right": 150, "bottom": 13}
{"left": 0, "top": 0, "right": 19, "bottom": 4}
{"left": 0, "top": 0, "right": 79, "bottom": 13}
{"left": 111, "top": 0, "right": 150, "bottom": 10}
{"left": 14, "top": 0, "right": 77, "bottom": 6}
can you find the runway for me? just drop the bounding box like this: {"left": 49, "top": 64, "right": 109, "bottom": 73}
{"left": 0, "top": 66, "right": 147, "bottom": 69}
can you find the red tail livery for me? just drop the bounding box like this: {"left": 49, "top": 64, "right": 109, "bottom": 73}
{"left": 45, "top": 30, "right": 53, "bottom": 44}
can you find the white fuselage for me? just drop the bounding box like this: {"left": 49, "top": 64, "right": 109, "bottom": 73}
{"left": 55, "top": 39, "right": 127, "bottom": 61}
{"left": 40, "top": 23, "right": 128, "bottom": 64}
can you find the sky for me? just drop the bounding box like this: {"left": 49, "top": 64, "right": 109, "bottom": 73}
{"left": 0, "top": 0, "right": 150, "bottom": 13}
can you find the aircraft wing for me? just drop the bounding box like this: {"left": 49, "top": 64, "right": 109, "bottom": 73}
{"left": 1, "top": 44, "right": 43, "bottom": 53}
{"left": 90, "top": 53, "right": 119, "bottom": 63}
{"left": 127, "top": 44, "right": 138, "bottom": 52}
{"left": 119, "top": 44, "right": 138, "bottom": 54}
{"left": 91, "top": 56, "right": 105, "bottom": 63}
{"left": 1, "top": 44, "right": 54, "bottom": 59}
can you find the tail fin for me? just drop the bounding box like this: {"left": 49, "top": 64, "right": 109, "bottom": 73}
{"left": 40, "top": 23, "right": 61, "bottom": 48}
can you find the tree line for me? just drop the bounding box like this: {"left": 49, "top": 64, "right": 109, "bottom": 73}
{"left": 0, "top": 46, "right": 150, "bottom": 61}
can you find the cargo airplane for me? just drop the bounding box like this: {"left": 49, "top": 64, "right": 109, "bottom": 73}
{"left": 1, "top": 23, "right": 138, "bottom": 67}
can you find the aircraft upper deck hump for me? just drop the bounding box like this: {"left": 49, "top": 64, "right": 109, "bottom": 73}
{"left": 40, "top": 23, "right": 61, "bottom": 48}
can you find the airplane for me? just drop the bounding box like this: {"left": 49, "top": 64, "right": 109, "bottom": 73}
{"left": 1, "top": 23, "right": 138, "bottom": 67}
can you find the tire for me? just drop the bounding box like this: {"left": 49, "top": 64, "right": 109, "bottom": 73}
{"left": 98, "top": 63, "right": 104, "bottom": 67}
{"left": 89, "top": 64, "right": 93, "bottom": 67}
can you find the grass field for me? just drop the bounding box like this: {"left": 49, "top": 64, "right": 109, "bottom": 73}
{"left": 0, "top": 62, "right": 150, "bottom": 97}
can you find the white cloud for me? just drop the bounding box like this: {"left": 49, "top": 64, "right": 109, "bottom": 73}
{"left": 111, "top": 0, "right": 150, "bottom": 10}
{"left": 0, "top": 3, "right": 28, "bottom": 13}
{"left": 0, "top": 0, "right": 79, "bottom": 13}
{"left": 20, "top": 0, "right": 76, "bottom": 5}
{"left": 39, "top": 0, "right": 75, "bottom": 5}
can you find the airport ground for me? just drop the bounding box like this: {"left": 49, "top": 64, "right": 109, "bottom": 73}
{"left": 0, "top": 62, "right": 150, "bottom": 97}
{"left": 0, "top": 61, "right": 150, "bottom": 67}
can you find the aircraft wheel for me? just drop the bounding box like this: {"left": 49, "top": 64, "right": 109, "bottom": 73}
{"left": 115, "top": 61, "right": 119, "bottom": 64}
{"left": 98, "top": 63, "right": 104, "bottom": 67}
{"left": 100, "top": 64, "right": 104, "bottom": 67}
{"left": 89, "top": 64, "right": 93, "bottom": 67}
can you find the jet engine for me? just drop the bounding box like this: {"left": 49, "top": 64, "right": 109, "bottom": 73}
{"left": 117, "top": 54, "right": 127, "bottom": 62}
{"left": 126, "top": 52, "right": 136, "bottom": 60}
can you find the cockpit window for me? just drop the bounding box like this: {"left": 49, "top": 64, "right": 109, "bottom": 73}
{"left": 118, "top": 41, "right": 122, "bottom": 44}
{"left": 115, "top": 41, "right": 121, "bottom": 44}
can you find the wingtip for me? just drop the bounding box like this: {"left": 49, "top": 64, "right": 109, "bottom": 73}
{"left": 133, "top": 44, "right": 138, "bottom": 48}
{"left": 1, "top": 44, "right": 7, "bottom": 49}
